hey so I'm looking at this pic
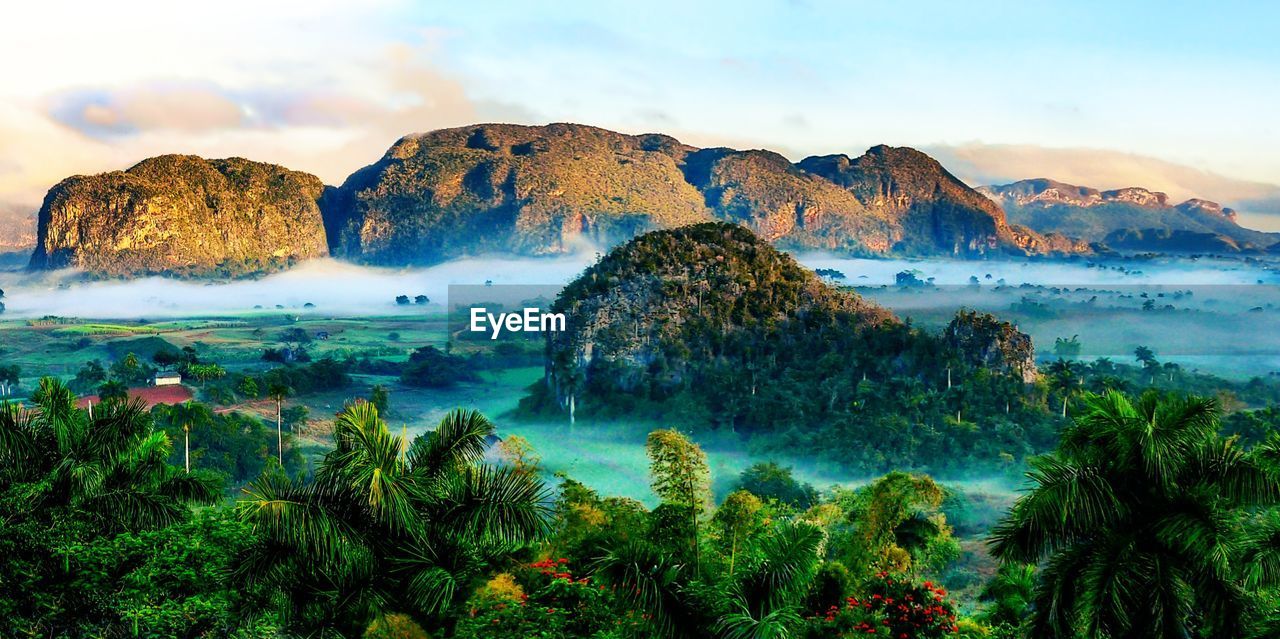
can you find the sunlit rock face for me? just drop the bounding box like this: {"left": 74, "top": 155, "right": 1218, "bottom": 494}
{"left": 944, "top": 310, "right": 1038, "bottom": 384}
{"left": 323, "top": 123, "right": 1065, "bottom": 265}
{"left": 30, "top": 155, "right": 329, "bottom": 278}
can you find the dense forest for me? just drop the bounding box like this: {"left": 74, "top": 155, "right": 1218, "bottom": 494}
{"left": 521, "top": 225, "right": 1052, "bottom": 475}
{"left": 2, "top": 375, "right": 1278, "bottom": 638}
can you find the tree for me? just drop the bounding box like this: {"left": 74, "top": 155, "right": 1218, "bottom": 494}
{"left": 979, "top": 563, "right": 1036, "bottom": 630}
{"left": 401, "top": 346, "right": 478, "bottom": 388}
{"left": 0, "top": 364, "right": 18, "bottom": 397}
{"left": 0, "top": 378, "right": 222, "bottom": 635}
{"left": 1134, "top": 345, "right": 1160, "bottom": 384}
{"left": 646, "top": 429, "right": 711, "bottom": 574}
{"left": 1052, "top": 335, "right": 1081, "bottom": 358}
{"left": 395, "top": 295, "right": 411, "bottom": 305}
{"left": 98, "top": 379, "right": 128, "bottom": 402}
{"left": 277, "top": 327, "right": 312, "bottom": 354}
{"left": 414, "top": 295, "right": 429, "bottom": 305}
{"left": 832, "top": 471, "right": 957, "bottom": 578}
{"left": 990, "top": 390, "right": 1280, "bottom": 638}
{"left": 281, "top": 405, "right": 309, "bottom": 432}
{"left": 712, "top": 490, "right": 764, "bottom": 575}
{"left": 1046, "top": 358, "right": 1080, "bottom": 417}
{"left": 266, "top": 382, "right": 290, "bottom": 465}
{"left": 496, "top": 434, "right": 541, "bottom": 476}
{"left": 186, "top": 363, "right": 226, "bottom": 388}
{"left": 0, "top": 377, "right": 219, "bottom": 530}
{"left": 167, "top": 400, "right": 212, "bottom": 473}
{"left": 734, "top": 461, "right": 818, "bottom": 509}
{"left": 369, "top": 383, "right": 389, "bottom": 414}
{"left": 235, "top": 405, "right": 549, "bottom": 636}
{"left": 237, "top": 376, "right": 260, "bottom": 399}
{"left": 71, "top": 360, "right": 107, "bottom": 394}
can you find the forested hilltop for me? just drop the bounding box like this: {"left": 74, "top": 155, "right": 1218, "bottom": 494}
{"left": 521, "top": 223, "right": 1053, "bottom": 474}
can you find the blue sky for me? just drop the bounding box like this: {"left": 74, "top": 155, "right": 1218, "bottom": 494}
{"left": 2, "top": 0, "right": 1277, "bottom": 227}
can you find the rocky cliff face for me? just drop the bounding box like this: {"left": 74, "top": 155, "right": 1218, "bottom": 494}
{"left": 796, "top": 146, "right": 1071, "bottom": 256}
{"left": 30, "top": 155, "right": 328, "bottom": 278}
{"left": 325, "top": 124, "right": 1076, "bottom": 265}
{"left": 980, "top": 178, "right": 1272, "bottom": 252}
{"left": 944, "top": 310, "right": 1037, "bottom": 383}
{"left": 323, "top": 123, "right": 712, "bottom": 265}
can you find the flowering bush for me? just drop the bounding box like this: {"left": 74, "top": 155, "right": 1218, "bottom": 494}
{"left": 803, "top": 572, "right": 960, "bottom": 638}
{"left": 454, "top": 559, "right": 636, "bottom": 639}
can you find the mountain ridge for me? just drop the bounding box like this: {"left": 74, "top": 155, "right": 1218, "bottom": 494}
{"left": 979, "top": 177, "right": 1276, "bottom": 253}
{"left": 23, "top": 123, "right": 1102, "bottom": 278}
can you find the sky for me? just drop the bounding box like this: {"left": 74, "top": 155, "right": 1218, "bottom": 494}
{"left": 1, "top": 0, "right": 1278, "bottom": 234}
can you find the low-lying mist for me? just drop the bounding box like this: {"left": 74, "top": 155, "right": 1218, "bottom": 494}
{"left": 0, "top": 255, "right": 598, "bottom": 319}
{"left": 5, "top": 252, "right": 1280, "bottom": 378}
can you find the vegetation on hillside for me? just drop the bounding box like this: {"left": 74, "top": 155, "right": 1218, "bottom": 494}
{"left": 523, "top": 223, "right": 1056, "bottom": 475}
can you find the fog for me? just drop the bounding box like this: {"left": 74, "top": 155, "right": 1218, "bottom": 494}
{"left": 5, "top": 252, "right": 1280, "bottom": 377}
{"left": 797, "top": 253, "right": 1277, "bottom": 287}
{"left": 0, "top": 255, "right": 597, "bottom": 319}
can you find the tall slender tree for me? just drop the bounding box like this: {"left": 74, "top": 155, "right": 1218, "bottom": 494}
{"left": 647, "top": 429, "right": 711, "bottom": 574}
{"left": 266, "top": 382, "right": 290, "bottom": 465}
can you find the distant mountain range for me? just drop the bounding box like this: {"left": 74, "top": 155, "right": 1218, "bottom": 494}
{"left": 0, "top": 206, "right": 35, "bottom": 253}
{"left": 14, "top": 123, "right": 1275, "bottom": 278}
{"left": 978, "top": 178, "right": 1279, "bottom": 253}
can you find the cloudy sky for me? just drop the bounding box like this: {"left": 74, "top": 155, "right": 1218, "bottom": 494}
{"left": 2, "top": 0, "right": 1278, "bottom": 232}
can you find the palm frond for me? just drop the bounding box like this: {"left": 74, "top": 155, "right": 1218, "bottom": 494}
{"left": 989, "top": 455, "right": 1124, "bottom": 563}
{"left": 593, "top": 540, "right": 690, "bottom": 639}
{"left": 238, "top": 472, "right": 365, "bottom": 566}
{"left": 715, "top": 598, "right": 802, "bottom": 639}
{"left": 407, "top": 408, "right": 493, "bottom": 477}
{"left": 427, "top": 464, "right": 551, "bottom": 547}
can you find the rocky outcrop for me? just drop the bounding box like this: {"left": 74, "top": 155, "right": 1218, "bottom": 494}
{"left": 323, "top": 124, "right": 712, "bottom": 265}
{"left": 980, "top": 178, "right": 1269, "bottom": 252}
{"left": 944, "top": 310, "right": 1037, "bottom": 383}
{"left": 534, "top": 222, "right": 1042, "bottom": 433}
{"left": 29, "top": 155, "right": 328, "bottom": 278}
{"left": 797, "top": 146, "right": 1056, "bottom": 256}
{"left": 325, "top": 124, "right": 1077, "bottom": 265}
{"left": 543, "top": 223, "right": 896, "bottom": 407}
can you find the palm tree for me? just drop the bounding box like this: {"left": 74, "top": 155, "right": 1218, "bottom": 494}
{"left": 989, "top": 390, "right": 1280, "bottom": 638}
{"left": 593, "top": 520, "right": 824, "bottom": 639}
{"left": 266, "top": 382, "right": 290, "bottom": 465}
{"left": 166, "top": 400, "right": 210, "bottom": 473}
{"left": 235, "top": 404, "right": 550, "bottom": 636}
{"left": 1046, "top": 358, "right": 1080, "bottom": 417}
{"left": 0, "top": 378, "right": 218, "bottom": 533}
{"left": 979, "top": 563, "right": 1036, "bottom": 629}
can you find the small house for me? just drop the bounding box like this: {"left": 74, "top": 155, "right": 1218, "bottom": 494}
{"left": 153, "top": 371, "right": 182, "bottom": 387}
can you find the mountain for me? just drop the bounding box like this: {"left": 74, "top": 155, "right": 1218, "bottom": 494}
{"left": 26, "top": 124, "right": 1090, "bottom": 279}
{"left": 979, "top": 178, "right": 1277, "bottom": 253}
{"left": 322, "top": 123, "right": 711, "bottom": 264}
{"left": 0, "top": 205, "right": 36, "bottom": 253}
{"left": 522, "top": 222, "right": 1043, "bottom": 471}
{"left": 324, "top": 123, "right": 1076, "bottom": 264}
{"left": 796, "top": 146, "right": 1078, "bottom": 255}
{"left": 29, "top": 155, "right": 329, "bottom": 278}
